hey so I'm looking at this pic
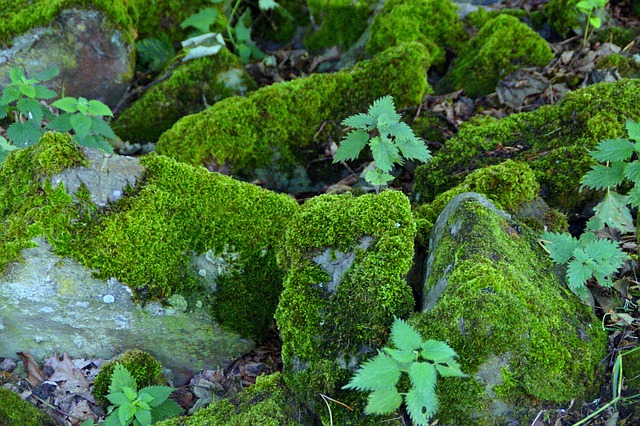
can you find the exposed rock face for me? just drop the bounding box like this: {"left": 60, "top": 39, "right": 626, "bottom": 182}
{"left": 413, "top": 193, "right": 607, "bottom": 424}
{"left": 0, "top": 8, "right": 134, "bottom": 108}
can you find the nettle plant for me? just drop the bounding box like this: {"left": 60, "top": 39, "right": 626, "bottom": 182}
{"left": 542, "top": 120, "right": 640, "bottom": 302}
{"left": 180, "top": 0, "right": 281, "bottom": 63}
{"left": 333, "top": 96, "right": 432, "bottom": 189}
{"left": 0, "top": 66, "right": 115, "bottom": 163}
{"left": 575, "top": 0, "right": 608, "bottom": 46}
{"left": 343, "top": 317, "right": 467, "bottom": 426}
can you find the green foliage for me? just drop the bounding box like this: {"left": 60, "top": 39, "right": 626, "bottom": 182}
{"left": 99, "top": 364, "right": 182, "bottom": 426}
{"left": 0, "top": 66, "right": 115, "bottom": 163}
{"left": 580, "top": 119, "right": 640, "bottom": 233}
{"left": 333, "top": 96, "right": 431, "bottom": 188}
{"left": 541, "top": 231, "right": 628, "bottom": 302}
{"left": 342, "top": 317, "right": 466, "bottom": 425}
{"left": 180, "top": 0, "right": 283, "bottom": 64}
{"left": 575, "top": 0, "right": 608, "bottom": 46}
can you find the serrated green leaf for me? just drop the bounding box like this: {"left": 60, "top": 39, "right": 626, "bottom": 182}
{"left": 405, "top": 385, "right": 438, "bottom": 426}
{"left": 7, "top": 121, "right": 42, "bottom": 148}
{"left": 364, "top": 387, "right": 402, "bottom": 415}
{"left": 87, "top": 100, "right": 113, "bottom": 117}
{"left": 342, "top": 113, "right": 375, "bottom": 129}
{"left": 370, "top": 135, "right": 398, "bottom": 172}
{"left": 106, "top": 391, "right": 130, "bottom": 406}
{"left": 118, "top": 402, "right": 136, "bottom": 425}
{"left": 47, "top": 114, "right": 73, "bottom": 132}
{"left": 109, "top": 364, "right": 137, "bottom": 394}
{"left": 420, "top": 340, "right": 458, "bottom": 363}
{"left": 409, "top": 362, "right": 437, "bottom": 394}
{"left": 181, "top": 8, "right": 218, "bottom": 33}
{"left": 395, "top": 138, "right": 431, "bottom": 163}
{"left": 541, "top": 231, "right": 579, "bottom": 265}
{"left": 580, "top": 162, "right": 626, "bottom": 190}
{"left": 76, "top": 97, "right": 90, "bottom": 115}
{"left": 150, "top": 398, "right": 183, "bottom": 422}
{"left": 391, "top": 317, "right": 423, "bottom": 352}
{"left": 626, "top": 120, "right": 640, "bottom": 142}
{"left": 52, "top": 97, "right": 79, "bottom": 113}
{"left": 334, "top": 130, "right": 369, "bottom": 162}
{"left": 365, "top": 168, "right": 394, "bottom": 186}
{"left": 135, "top": 408, "right": 152, "bottom": 426}
{"left": 0, "top": 104, "right": 8, "bottom": 119}
{"left": 9, "top": 67, "right": 23, "bottom": 82}
{"left": 342, "top": 353, "right": 401, "bottom": 392}
{"left": 566, "top": 248, "right": 595, "bottom": 291}
{"left": 70, "top": 113, "right": 92, "bottom": 139}
{"left": 435, "top": 358, "right": 467, "bottom": 377}
{"left": 75, "top": 134, "right": 114, "bottom": 153}
{"left": 139, "top": 386, "right": 174, "bottom": 407}
{"left": 587, "top": 191, "right": 634, "bottom": 233}
{"left": 234, "top": 20, "right": 251, "bottom": 43}
{"left": 90, "top": 117, "right": 116, "bottom": 139}
{"left": 102, "top": 412, "right": 120, "bottom": 426}
{"left": 590, "top": 138, "right": 634, "bottom": 163}
{"left": 34, "top": 85, "right": 57, "bottom": 100}
{"left": 628, "top": 185, "right": 640, "bottom": 208}
{"left": 19, "top": 84, "right": 36, "bottom": 99}
{"left": 383, "top": 347, "right": 416, "bottom": 363}
{"left": 0, "top": 136, "right": 17, "bottom": 152}
{"left": 385, "top": 121, "right": 416, "bottom": 141}
{"left": 259, "top": 0, "right": 278, "bottom": 10}
{"left": 624, "top": 160, "right": 640, "bottom": 185}
{"left": 0, "top": 86, "right": 21, "bottom": 105}
{"left": 368, "top": 96, "right": 400, "bottom": 123}
{"left": 17, "top": 97, "right": 44, "bottom": 124}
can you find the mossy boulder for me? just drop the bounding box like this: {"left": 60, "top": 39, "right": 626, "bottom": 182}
{"left": 304, "top": 0, "right": 375, "bottom": 50}
{"left": 92, "top": 349, "right": 167, "bottom": 407}
{"left": 156, "top": 42, "right": 432, "bottom": 185}
{"left": 435, "top": 14, "right": 554, "bottom": 98}
{"left": 413, "top": 79, "right": 640, "bottom": 213}
{"left": 543, "top": 0, "right": 580, "bottom": 38}
{"left": 112, "top": 49, "right": 257, "bottom": 145}
{"left": 412, "top": 193, "right": 607, "bottom": 424}
{"left": 274, "top": 190, "right": 416, "bottom": 423}
{"left": 366, "top": 0, "right": 468, "bottom": 66}
{"left": 0, "top": 387, "right": 57, "bottom": 426}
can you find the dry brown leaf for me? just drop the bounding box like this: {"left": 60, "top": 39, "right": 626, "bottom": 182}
{"left": 17, "top": 352, "right": 45, "bottom": 387}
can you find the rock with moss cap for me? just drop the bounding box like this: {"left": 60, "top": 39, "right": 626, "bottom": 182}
{"left": 156, "top": 42, "right": 431, "bottom": 190}
{"left": 366, "top": 0, "right": 468, "bottom": 67}
{"left": 274, "top": 190, "right": 416, "bottom": 424}
{"left": 0, "top": 387, "right": 57, "bottom": 426}
{"left": 1, "top": 133, "right": 298, "bottom": 381}
{"left": 112, "top": 49, "right": 257, "bottom": 145}
{"left": 0, "top": 3, "right": 135, "bottom": 107}
{"left": 304, "top": 0, "right": 376, "bottom": 50}
{"left": 435, "top": 14, "right": 553, "bottom": 98}
{"left": 412, "top": 193, "right": 607, "bottom": 424}
{"left": 413, "top": 79, "right": 640, "bottom": 214}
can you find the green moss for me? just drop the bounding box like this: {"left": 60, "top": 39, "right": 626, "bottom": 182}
{"left": 275, "top": 190, "right": 416, "bottom": 420}
{"left": 415, "top": 160, "right": 540, "bottom": 242}
{"left": 112, "top": 49, "right": 257, "bottom": 144}
{"left": 622, "top": 347, "right": 640, "bottom": 392}
{"left": 366, "top": 0, "right": 468, "bottom": 66}
{"left": 543, "top": 0, "right": 580, "bottom": 38}
{"left": 0, "top": 0, "right": 136, "bottom": 46}
{"left": 435, "top": 14, "right": 553, "bottom": 98}
{"left": 304, "top": 0, "right": 374, "bottom": 50}
{"left": 0, "top": 388, "right": 57, "bottom": 426}
{"left": 596, "top": 54, "right": 640, "bottom": 79}
{"left": 157, "top": 373, "right": 303, "bottom": 425}
{"left": 92, "top": 349, "right": 167, "bottom": 407}
{"left": 413, "top": 79, "right": 640, "bottom": 212}
{"left": 410, "top": 197, "right": 607, "bottom": 424}
{"left": 156, "top": 42, "right": 431, "bottom": 174}
{"left": 0, "top": 132, "right": 87, "bottom": 273}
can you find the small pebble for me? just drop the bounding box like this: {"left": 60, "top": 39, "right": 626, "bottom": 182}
{"left": 103, "top": 294, "right": 115, "bottom": 303}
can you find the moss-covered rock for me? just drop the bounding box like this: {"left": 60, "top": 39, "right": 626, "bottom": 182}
{"left": 156, "top": 42, "right": 432, "bottom": 181}
{"left": 413, "top": 79, "right": 640, "bottom": 213}
{"left": 0, "top": 387, "right": 57, "bottom": 426}
{"left": 366, "top": 0, "right": 468, "bottom": 66}
{"left": 275, "top": 190, "right": 416, "bottom": 423}
{"left": 157, "top": 373, "right": 305, "bottom": 425}
{"left": 543, "top": 0, "right": 580, "bottom": 38}
{"left": 112, "top": 49, "right": 257, "bottom": 144}
{"left": 412, "top": 193, "right": 607, "bottom": 424}
{"left": 304, "top": 0, "right": 374, "bottom": 50}
{"left": 92, "top": 349, "right": 167, "bottom": 407}
{"left": 435, "top": 14, "right": 554, "bottom": 98}
{"left": 596, "top": 53, "right": 640, "bottom": 79}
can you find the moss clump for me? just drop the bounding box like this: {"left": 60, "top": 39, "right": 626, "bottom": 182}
{"left": 413, "top": 79, "right": 640, "bottom": 213}
{"left": 464, "top": 7, "right": 540, "bottom": 31}
{"left": 157, "top": 373, "right": 304, "bottom": 425}
{"left": 435, "top": 14, "right": 553, "bottom": 98}
{"left": 0, "top": 387, "right": 57, "bottom": 426}
{"left": 412, "top": 196, "right": 607, "bottom": 424}
{"left": 366, "top": 0, "right": 468, "bottom": 66}
{"left": 304, "top": 0, "right": 374, "bottom": 50}
{"left": 596, "top": 54, "right": 640, "bottom": 79}
{"left": 543, "top": 0, "right": 580, "bottom": 38}
{"left": 156, "top": 42, "right": 431, "bottom": 175}
{"left": 92, "top": 349, "right": 167, "bottom": 407}
{"left": 112, "top": 49, "right": 257, "bottom": 144}
{"left": 415, "top": 160, "right": 540, "bottom": 242}
{"left": 0, "top": 0, "right": 136, "bottom": 46}
{"left": 0, "top": 132, "right": 87, "bottom": 273}
{"left": 69, "top": 153, "right": 298, "bottom": 340}
{"left": 275, "top": 190, "right": 416, "bottom": 421}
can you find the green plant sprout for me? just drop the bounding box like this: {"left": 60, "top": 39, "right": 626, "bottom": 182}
{"left": 342, "top": 317, "right": 467, "bottom": 426}
{"left": 180, "top": 0, "right": 281, "bottom": 64}
{"left": 102, "top": 364, "right": 182, "bottom": 426}
{"left": 333, "top": 96, "right": 431, "bottom": 189}
{"left": 575, "top": 0, "right": 608, "bottom": 47}
{"left": 541, "top": 231, "right": 628, "bottom": 303}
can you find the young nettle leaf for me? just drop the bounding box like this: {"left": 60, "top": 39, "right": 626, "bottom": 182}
{"left": 586, "top": 190, "right": 634, "bottom": 233}
{"left": 391, "top": 317, "right": 423, "bottom": 352}
{"left": 181, "top": 7, "right": 219, "bottom": 34}
{"left": 17, "top": 97, "right": 44, "bottom": 124}
{"left": 52, "top": 97, "right": 79, "bottom": 113}
{"left": 342, "top": 353, "right": 401, "bottom": 392}
{"left": 581, "top": 162, "right": 626, "bottom": 190}
{"left": 342, "top": 113, "right": 375, "bottom": 129}
{"left": 334, "top": 130, "right": 370, "bottom": 162}
{"left": 7, "top": 121, "right": 42, "bottom": 148}
{"left": 365, "top": 388, "right": 403, "bottom": 414}
{"left": 370, "top": 135, "right": 399, "bottom": 173}
{"left": 626, "top": 119, "right": 640, "bottom": 142}
{"left": 589, "top": 138, "right": 634, "bottom": 163}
